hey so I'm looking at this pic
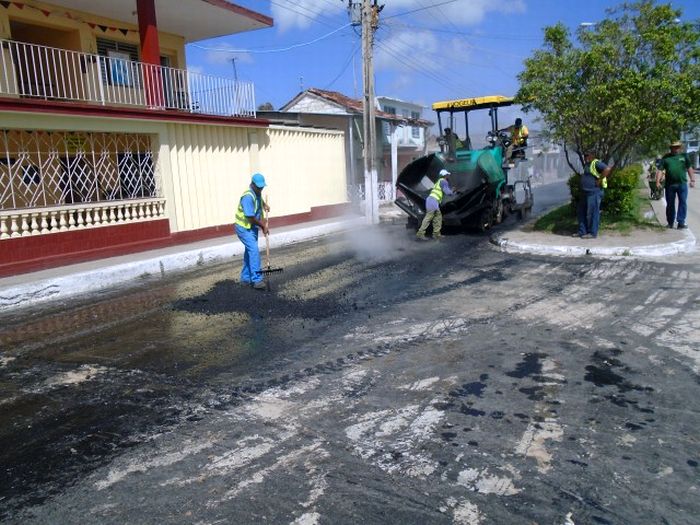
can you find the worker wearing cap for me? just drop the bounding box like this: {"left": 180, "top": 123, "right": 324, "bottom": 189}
{"left": 656, "top": 140, "right": 695, "bottom": 229}
{"left": 577, "top": 151, "right": 611, "bottom": 238}
{"left": 502, "top": 118, "right": 529, "bottom": 164}
{"left": 416, "top": 169, "right": 455, "bottom": 240}
{"left": 235, "top": 173, "right": 270, "bottom": 289}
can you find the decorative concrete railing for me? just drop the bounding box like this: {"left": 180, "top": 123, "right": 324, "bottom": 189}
{"left": 0, "top": 197, "right": 166, "bottom": 239}
{"left": 0, "top": 38, "right": 255, "bottom": 117}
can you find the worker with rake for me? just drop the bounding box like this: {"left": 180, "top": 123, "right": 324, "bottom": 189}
{"left": 235, "top": 173, "right": 270, "bottom": 290}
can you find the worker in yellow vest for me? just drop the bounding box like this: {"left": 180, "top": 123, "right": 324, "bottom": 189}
{"left": 416, "top": 169, "right": 455, "bottom": 240}
{"left": 577, "top": 151, "right": 611, "bottom": 238}
{"left": 234, "top": 173, "right": 270, "bottom": 289}
{"left": 502, "top": 118, "right": 529, "bottom": 165}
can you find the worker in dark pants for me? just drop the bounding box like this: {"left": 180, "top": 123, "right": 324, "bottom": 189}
{"left": 416, "top": 169, "right": 454, "bottom": 240}
{"left": 656, "top": 140, "right": 696, "bottom": 229}
{"left": 577, "top": 151, "right": 611, "bottom": 239}
{"left": 234, "top": 173, "right": 270, "bottom": 289}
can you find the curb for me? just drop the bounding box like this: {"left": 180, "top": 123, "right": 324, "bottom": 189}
{"left": 0, "top": 217, "right": 366, "bottom": 312}
{"left": 490, "top": 229, "right": 696, "bottom": 258}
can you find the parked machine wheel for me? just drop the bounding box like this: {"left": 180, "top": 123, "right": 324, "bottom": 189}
{"left": 477, "top": 208, "right": 493, "bottom": 232}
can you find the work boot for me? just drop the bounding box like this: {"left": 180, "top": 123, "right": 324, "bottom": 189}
{"left": 416, "top": 233, "right": 428, "bottom": 241}
{"left": 678, "top": 223, "right": 688, "bottom": 229}
{"left": 253, "top": 281, "right": 267, "bottom": 290}
{"left": 433, "top": 234, "right": 443, "bottom": 241}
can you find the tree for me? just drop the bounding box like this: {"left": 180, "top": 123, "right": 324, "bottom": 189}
{"left": 516, "top": 1, "right": 700, "bottom": 172}
{"left": 257, "top": 102, "right": 274, "bottom": 111}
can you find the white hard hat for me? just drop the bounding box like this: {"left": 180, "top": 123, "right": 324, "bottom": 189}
{"left": 439, "top": 169, "right": 451, "bottom": 177}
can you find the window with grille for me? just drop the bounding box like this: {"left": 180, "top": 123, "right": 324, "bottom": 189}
{"left": 97, "top": 38, "right": 139, "bottom": 87}
{"left": 411, "top": 111, "right": 421, "bottom": 138}
{"left": 383, "top": 106, "right": 396, "bottom": 135}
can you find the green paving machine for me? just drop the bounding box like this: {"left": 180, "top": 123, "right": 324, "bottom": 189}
{"left": 395, "top": 95, "right": 534, "bottom": 232}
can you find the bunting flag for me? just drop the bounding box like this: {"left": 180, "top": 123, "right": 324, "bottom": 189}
{"left": 1, "top": 2, "right": 136, "bottom": 35}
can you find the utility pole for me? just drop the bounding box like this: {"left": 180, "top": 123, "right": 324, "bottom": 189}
{"left": 360, "top": 0, "right": 381, "bottom": 225}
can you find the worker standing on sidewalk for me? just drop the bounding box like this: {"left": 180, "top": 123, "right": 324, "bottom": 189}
{"left": 656, "top": 140, "right": 696, "bottom": 229}
{"left": 577, "top": 151, "right": 611, "bottom": 239}
{"left": 416, "top": 169, "right": 454, "bottom": 240}
{"left": 235, "top": 173, "right": 270, "bottom": 290}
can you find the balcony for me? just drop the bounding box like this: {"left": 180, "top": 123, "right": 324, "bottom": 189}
{"left": 0, "top": 38, "right": 256, "bottom": 118}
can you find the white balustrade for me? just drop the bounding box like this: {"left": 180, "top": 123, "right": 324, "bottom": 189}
{"left": 0, "top": 38, "right": 256, "bottom": 117}
{"left": 0, "top": 198, "right": 166, "bottom": 239}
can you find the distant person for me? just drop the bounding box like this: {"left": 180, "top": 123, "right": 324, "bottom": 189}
{"left": 577, "top": 151, "right": 611, "bottom": 239}
{"left": 235, "top": 173, "right": 270, "bottom": 290}
{"left": 416, "top": 169, "right": 454, "bottom": 240}
{"left": 502, "top": 118, "right": 529, "bottom": 165}
{"left": 656, "top": 140, "right": 695, "bottom": 229}
{"left": 443, "top": 127, "right": 463, "bottom": 157}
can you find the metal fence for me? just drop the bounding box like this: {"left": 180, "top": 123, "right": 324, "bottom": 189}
{"left": 0, "top": 129, "right": 158, "bottom": 211}
{"left": 347, "top": 181, "right": 395, "bottom": 205}
{"left": 0, "top": 38, "right": 255, "bottom": 117}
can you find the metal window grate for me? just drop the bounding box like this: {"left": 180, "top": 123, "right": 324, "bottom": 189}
{"left": 0, "top": 129, "right": 158, "bottom": 211}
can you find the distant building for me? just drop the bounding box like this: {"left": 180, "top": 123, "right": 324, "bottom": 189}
{"left": 681, "top": 126, "right": 699, "bottom": 169}
{"left": 272, "top": 88, "right": 431, "bottom": 204}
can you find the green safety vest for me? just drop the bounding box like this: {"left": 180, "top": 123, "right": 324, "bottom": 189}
{"left": 235, "top": 188, "right": 259, "bottom": 229}
{"left": 590, "top": 159, "right": 607, "bottom": 189}
{"left": 429, "top": 178, "right": 445, "bottom": 203}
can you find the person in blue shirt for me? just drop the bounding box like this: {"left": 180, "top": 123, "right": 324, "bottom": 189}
{"left": 234, "top": 173, "right": 270, "bottom": 289}
{"left": 577, "top": 151, "right": 611, "bottom": 239}
{"left": 416, "top": 169, "right": 455, "bottom": 240}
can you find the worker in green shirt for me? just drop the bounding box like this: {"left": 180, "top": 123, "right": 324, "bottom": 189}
{"left": 656, "top": 140, "right": 696, "bottom": 229}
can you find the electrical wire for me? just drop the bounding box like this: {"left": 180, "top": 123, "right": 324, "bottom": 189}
{"left": 383, "top": 0, "right": 460, "bottom": 20}
{"left": 325, "top": 40, "right": 361, "bottom": 89}
{"left": 270, "top": 0, "right": 343, "bottom": 28}
{"left": 384, "top": 21, "right": 540, "bottom": 41}
{"left": 191, "top": 24, "right": 352, "bottom": 54}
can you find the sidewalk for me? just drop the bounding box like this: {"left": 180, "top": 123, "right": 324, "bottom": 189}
{"left": 492, "top": 191, "right": 697, "bottom": 258}
{"left": 0, "top": 214, "right": 366, "bottom": 312}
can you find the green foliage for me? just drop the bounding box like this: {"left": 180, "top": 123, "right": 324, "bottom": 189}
{"left": 516, "top": 1, "right": 700, "bottom": 169}
{"left": 567, "top": 164, "right": 642, "bottom": 216}
{"left": 605, "top": 164, "right": 643, "bottom": 215}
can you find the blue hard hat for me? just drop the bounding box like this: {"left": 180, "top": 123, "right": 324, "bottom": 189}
{"left": 251, "top": 173, "right": 266, "bottom": 188}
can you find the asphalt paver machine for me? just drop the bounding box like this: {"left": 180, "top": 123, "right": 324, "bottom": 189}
{"left": 394, "top": 95, "right": 534, "bottom": 232}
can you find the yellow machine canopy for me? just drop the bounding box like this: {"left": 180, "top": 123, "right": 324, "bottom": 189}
{"left": 432, "top": 95, "right": 514, "bottom": 112}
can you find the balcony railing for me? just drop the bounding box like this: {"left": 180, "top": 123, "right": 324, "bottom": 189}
{"left": 0, "top": 38, "right": 256, "bottom": 118}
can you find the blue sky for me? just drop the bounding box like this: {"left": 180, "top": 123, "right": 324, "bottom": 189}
{"left": 186, "top": 0, "right": 700, "bottom": 135}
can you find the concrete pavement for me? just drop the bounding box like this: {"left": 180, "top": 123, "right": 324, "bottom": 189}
{"left": 0, "top": 214, "right": 366, "bottom": 312}
{"left": 493, "top": 186, "right": 698, "bottom": 258}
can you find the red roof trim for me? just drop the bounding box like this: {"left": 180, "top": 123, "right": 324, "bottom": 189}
{"left": 0, "top": 98, "right": 269, "bottom": 128}
{"left": 202, "top": 0, "right": 273, "bottom": 27}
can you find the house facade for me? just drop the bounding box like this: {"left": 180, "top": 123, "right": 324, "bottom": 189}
{"left": 376, "top": 96, "right": 428, "bottom": 175}
{"left": 0, "top": 1, "right": 350, "bottom": 277}
{"left": 275, "top": 88, "right": 430, "bottom": 204}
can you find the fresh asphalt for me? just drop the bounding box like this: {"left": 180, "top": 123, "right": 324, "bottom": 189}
{"left": 1, "top": 180, "right": 699, "bottom": 524}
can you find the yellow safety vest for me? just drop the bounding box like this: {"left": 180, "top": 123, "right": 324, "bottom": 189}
{"left": 590, "top": 159, "right": 607, "bottom": 189}
{"left": 512, "top": 125, "right": 528, "bottom": 145}
{"left": 429, "top": 178, "right": 445, "bottom": 203}
{"left": 235, "top": 188, "right": 259, "bottom": 229}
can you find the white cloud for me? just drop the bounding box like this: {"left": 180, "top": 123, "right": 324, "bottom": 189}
{"left": 270, "top": 0, "right": 344, "bottom": 31}
{"left": 383, "top": 0, "right": 525, "bottom": 25}
{"left": 270, "top": 0, "right": 525, "bottom": 32}
{"left": 375, "top": 30, "right": 441, "bottom": 72}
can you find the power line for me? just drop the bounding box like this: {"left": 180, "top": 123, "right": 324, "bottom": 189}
{"left": 273, "top": 0, "right": 345, "bottom": 28}
{"left": 269, "top": 0, "right": 338, "bottom": 28}
{"left": 383, "top": 0, "right": 460, "bottom": 20}
{"left": 384, "top": 21, "right": 540, "bottom": 41}
{"left": 325, "top": 40, "right": 361, "bottom": 89}
{"left": 191, "top": 24, "right": 352, "bottom": 54}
